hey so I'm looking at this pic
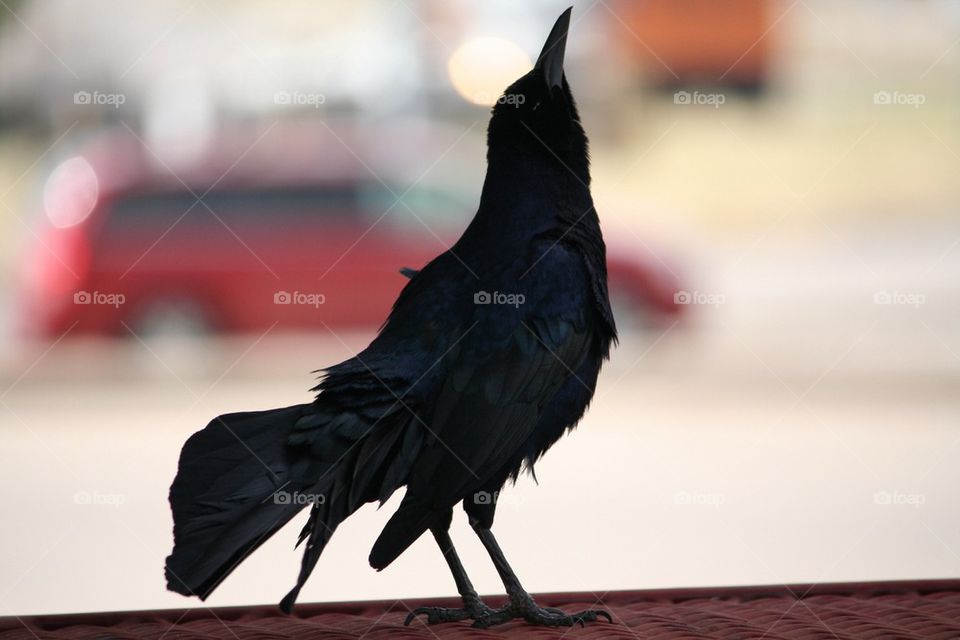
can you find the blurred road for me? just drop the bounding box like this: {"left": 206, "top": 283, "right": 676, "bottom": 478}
{"left": 3, "top": 225, "right": 959, "bottom": 615}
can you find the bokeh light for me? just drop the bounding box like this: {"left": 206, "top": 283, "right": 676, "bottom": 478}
{"left": 43, "top": 156, "right": 99, "bottom": 229}
{"left": 447, "top": 36, "right": 532, "bottom": 106}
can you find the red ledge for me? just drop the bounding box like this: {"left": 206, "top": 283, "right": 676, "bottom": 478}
{"left": 3, "top": 579, "right": 960, "bottom": 639}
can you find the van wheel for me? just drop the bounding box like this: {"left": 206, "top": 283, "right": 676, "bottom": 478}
{"left": 131, "top": 298, "right": 213, "bottom": 339}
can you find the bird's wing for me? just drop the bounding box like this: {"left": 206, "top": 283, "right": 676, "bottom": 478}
{"left": 416, "top": 304, "right": 591, "bottom": 501}
{"left": 436, "top": 244, "right": 595, "bottom": 478}
{"left": 285, "top": 251, "right": 477, "bottom": 510}
{"left": 369, "top": 244, "right": 596, "bottom": 568}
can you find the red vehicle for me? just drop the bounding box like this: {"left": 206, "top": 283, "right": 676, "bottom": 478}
{"left": 17, "top": 124, "right": 682, "bottom": 338}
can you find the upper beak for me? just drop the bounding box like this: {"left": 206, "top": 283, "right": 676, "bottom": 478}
{"left": 535, "top": 7, "right": 571, "bottom": 91}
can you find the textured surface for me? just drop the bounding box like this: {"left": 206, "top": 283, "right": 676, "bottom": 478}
{"left": 3, "top": 581, "right": 960, "bottom": 639}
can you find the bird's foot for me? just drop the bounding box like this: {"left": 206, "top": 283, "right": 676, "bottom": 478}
{"left": 472, "top": 593, "right": 611, "bottom": 628}
{"left": 404, "top": 595, "right": 494, "bottom": 625}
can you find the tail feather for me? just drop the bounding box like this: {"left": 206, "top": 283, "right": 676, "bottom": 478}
{"left": 368, "top": 495, "right": 441, "bottom": 571}
{"left": 368, "top": 440, "right": 444, "bottom": 571}
{"left": 166, "top": 404, "right": 324, "bottom": 600}
{"left": 282, "top": 425, "right": 407, "bottom": 611}
{"left": 167, "top": 400, "right": 419, "bottom": 609}
{"left": 279, "top": 478, "right": 354, "bottom": 612}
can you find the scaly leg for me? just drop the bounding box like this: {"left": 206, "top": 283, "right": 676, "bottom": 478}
{"left": 404, "top": 526, "right": 494, "bottom": 625}
{"left": 469, "top": 518, "right": 611, "bottom": 628}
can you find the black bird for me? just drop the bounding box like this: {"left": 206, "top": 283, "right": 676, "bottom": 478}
{"left": 166, "top": 7, "right": 616, "bottom": 628}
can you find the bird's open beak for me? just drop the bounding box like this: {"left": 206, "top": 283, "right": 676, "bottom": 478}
{"left": 535, "top": 7, "right": 571, "bottom": 91}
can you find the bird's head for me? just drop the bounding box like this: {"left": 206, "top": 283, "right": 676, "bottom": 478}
{"left": 486, "top": 7, "right": 589, "bottom": 183}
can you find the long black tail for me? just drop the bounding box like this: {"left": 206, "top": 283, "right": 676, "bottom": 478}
{"left": 165, "top": 403, "right": 335, "bottom": 603}
{"left": 167, "top": 398, "right": 420, "bottom": 610}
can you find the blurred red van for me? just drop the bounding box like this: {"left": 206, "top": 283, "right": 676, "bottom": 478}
{"left": 17, "top": 124, "right": 683, "bottom": 338}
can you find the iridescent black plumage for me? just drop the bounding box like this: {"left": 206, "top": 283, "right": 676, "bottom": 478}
{"left": 166, "top": 7, "right": 615, "bottom": 627}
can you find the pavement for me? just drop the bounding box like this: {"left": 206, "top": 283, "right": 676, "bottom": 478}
{"left": 2, "top": 223, "right": 959, "bottom": 616}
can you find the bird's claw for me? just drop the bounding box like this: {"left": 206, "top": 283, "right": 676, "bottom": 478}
{"left": 471, "top": 596, "right": 612, "bottom": 628}
{"left": 404, "top": 601, "right": 494, "bottom": 626}
{"left": 403, "top": 595, "right": 610, "bottom": 628}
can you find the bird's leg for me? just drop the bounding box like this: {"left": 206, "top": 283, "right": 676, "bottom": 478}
{"left": 468, "top": 518, "right": 611, "bottom": 628}
{"left": 403, "top": 527, "right": 494, "bottom": 625}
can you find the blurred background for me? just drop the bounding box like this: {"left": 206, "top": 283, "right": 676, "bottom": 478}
{"left": 1, "top": 0, "right": 958, "bottom": 617}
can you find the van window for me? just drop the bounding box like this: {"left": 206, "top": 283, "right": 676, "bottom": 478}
{"left": 356, "top": 182, "right": 470, "bottom": 231}
{"left": 102, "top": 186, "right": 360, "bottom": 231}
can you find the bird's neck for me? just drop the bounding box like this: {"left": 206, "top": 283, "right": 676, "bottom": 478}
{"left": 479, "top": 154, "right": 593, "bottom": 224}
{"left": 454, "top": 158, "right": 600, "bottom": 267}
{"left": 487, "top": 141, "right": 591, "bottom": 188}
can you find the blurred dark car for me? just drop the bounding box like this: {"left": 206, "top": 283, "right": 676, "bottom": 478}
{"left": 17, "top": 123, "right": 683, "bottom": 338}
